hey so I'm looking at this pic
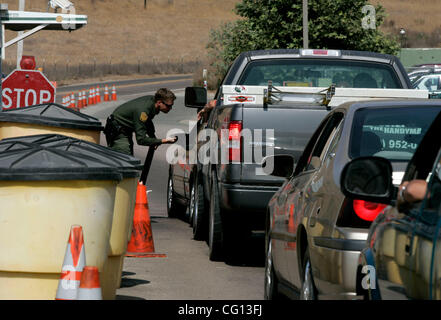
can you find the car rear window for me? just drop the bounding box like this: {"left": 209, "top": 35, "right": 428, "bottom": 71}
{"left": 238, "top": 59, "right": 402, "bottom": 88}
{"left": 349, "top": 106, "right": 441, "bottom": 162}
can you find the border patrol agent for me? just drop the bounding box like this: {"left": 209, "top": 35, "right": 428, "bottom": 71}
{"left": 104, "top": 88, "right": 177, "bottom": 155}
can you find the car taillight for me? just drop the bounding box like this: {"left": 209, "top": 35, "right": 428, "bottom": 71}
{"left": 228, "top": 120, "right": 242, "bottom": 162}
{"left": 352, "top": 200, "right": 387, "bottom": 222}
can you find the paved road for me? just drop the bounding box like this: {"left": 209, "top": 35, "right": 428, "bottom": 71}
{"left": 78, "top": 77, "right": 265, "bottom": 300}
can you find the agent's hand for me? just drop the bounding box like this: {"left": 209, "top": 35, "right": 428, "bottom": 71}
{"left": 197, "top": 99, "right": 217, "bottom": 121}
{"left": 162, "top": 136, "right": 178, "bottom": 144}
{"left": 398, "top": 179, "right": 427, "bottom": 204}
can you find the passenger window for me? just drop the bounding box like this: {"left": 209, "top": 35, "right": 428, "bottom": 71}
{"left": 305, "top": 113, "right": 344, "bottom": 171}
{"left": 413, "top": 151, "right": 441, "bottom": 226}
{"left": 403, "top": 114, "right": 441, "bottom": 182}
{"left": 293, "top": 116, "right": 332, "bottom": 176}
{"left": 323, "top": 121, "right": 343, "bottom": 159}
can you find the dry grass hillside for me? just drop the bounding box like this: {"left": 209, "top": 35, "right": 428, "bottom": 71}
{"left": 373, "top": 0, "right": 441, "bottom": 47}
{"left": 2, "top": 0, "right": 238, "bottom": 75}
{"left": 1, "top": 0, "right": 440, "bottom": 82}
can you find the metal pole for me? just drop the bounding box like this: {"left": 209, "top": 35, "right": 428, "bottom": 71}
{"left": 0, "top": 12, "right": 2, "bottom": 109}
{"left": 0, "top": 4, "right": 7, "bottom": 109}
{"left": 140, "top": 146, "right": 155, "bottom": 185}
{"left": 17, "top": 0, "right": 25, "bottom": 69}
{"left": 303, "top": 0, "right": 309, "bottom": 49}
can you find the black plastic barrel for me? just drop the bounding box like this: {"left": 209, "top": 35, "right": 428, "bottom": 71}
{"left": 0, "top": 103, "right": 104, "bottom": 143}
{"left": 0, "top": 133, "right": 141, "bottom": 169}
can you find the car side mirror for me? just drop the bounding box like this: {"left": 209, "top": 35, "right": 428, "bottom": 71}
{"left": 185, "top": 87, "right": 207, "bottom": 108}
{"left": 262, "top": 154, "right": 295, "bottom": 178}
{"left": 340, "top": 156, "right": 394, "bottom": 204}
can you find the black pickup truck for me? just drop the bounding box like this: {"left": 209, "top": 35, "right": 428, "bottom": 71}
{"left": 167, "top": 48, "right": 414, "bottom": 262}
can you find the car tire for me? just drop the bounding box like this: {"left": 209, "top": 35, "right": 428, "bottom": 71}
{"left": 167, "top": 171, "right": 186, "bottom": 218}
{"left": 192, "top": 174, "right": 207, "bottom": 241}
{"left": 264, "top": 238, "right": 281, "bottom": 300}
{"left": 208, "top": 172, "right": 224, "bottom": 261}
{"left": 300, "top": 247, "right": 318, "bottom": 300}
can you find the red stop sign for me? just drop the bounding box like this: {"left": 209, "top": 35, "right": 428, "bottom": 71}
{"left": 2, "top": 69, "right": 56, "bottom": 109}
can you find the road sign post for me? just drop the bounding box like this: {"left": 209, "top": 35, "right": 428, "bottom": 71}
{"left": 2, "top": 69, "right": 56, "bottom": 109}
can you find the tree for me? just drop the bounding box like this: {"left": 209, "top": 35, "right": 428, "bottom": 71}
{"left": 207, "top": 0, "right": 400, "bottom": 80}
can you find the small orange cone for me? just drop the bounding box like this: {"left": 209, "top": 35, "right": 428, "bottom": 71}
{"left": 55, "top": 225, "right": 86, "bottom": 300}
{"left": 111, "top": 85, "right": 117, "bottom": 101}
{"left": 96, "top": 86, "right": 101, "bottom": 103}
{"left": 70, "top": 92, "right": 76, "bottom": 109}
{"left": 92, "top": 87, "right": 96, "bottom": 105}
{"left": 104, "top": 85, "right": 109, "bottom": 102}
{"left": 77, "top": 91, "right": 83, "bottom": 109}
{"left": 126, "top": 182, "right": 167, "bottom": 258}
{"left": 77, "top": 266, "right": 102, "bottom": 300}
{"left": 88, "top": 88, "right": 93, "bottom": 105}
{"left": 82, "top": 90, "right": 87, "bottom": 107}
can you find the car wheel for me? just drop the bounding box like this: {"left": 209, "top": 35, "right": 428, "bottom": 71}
{"left": 192, "top": 174, "right": 207, "bottom": 241}
{"left": 208, "top": 173, "right": 223, "bottom": 261}
{"left": 264, "top": 239, "right": 281, "bottom": 300}
{"left": 300, "top": 247, "right": 318, "bottom": 300}
{"left": 167, "top": 172, "right": 186, "bottom": 218}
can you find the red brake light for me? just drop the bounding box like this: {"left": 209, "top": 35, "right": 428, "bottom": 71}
{"left": 300, "top": 49, "right": 341, "bottom": 57}
{"left": 313, "top": 50, "right": 328, "bottom": 55}
{"left": 228, "top": 121, "right": 242, "bottom": 162}
{"left": 353, "top": 200, "right": 387, "bottom": 222}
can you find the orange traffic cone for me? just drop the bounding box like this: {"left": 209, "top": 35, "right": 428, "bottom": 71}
{"left": 92, "top": 87, "right": 96, "bottom": 105}
{"left": 104, "top": 85, "right": 109, "bottom": 102}
{"left": 55, "top": 225, "right": 86, "bottom": 300}
{"left": 88, "top": 88, "right": 93, "bottom": 105}
{"left": 111, "top": 85, "right": 117, "bottom": 101}
{"left": 77, "top": 266, "right": 102, "bottom": 300}
{"left": 82, "top": 90, "right": 87, "bottom": 107}
{"left": 77, "top": 91, "right": 83, "bottom": 109}
{"left": 126, "top": 182, "right": 166, "bottom": 258}
{"left": 70, "top": 93, "right": 76, "bottom": 109}
{"left": 96, "top": 86, "right": 101, "bottom": 103}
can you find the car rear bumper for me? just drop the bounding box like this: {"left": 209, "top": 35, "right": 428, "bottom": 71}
{"left": 219, "top": 182, "right": 280, "bottom": 212}
{"left": 311, "top": 233, "right": 368, "bottom": 299}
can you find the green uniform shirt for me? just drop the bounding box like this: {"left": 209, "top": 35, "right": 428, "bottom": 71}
{"left": 112, "top": 95, "right": 163, "bottom": 146}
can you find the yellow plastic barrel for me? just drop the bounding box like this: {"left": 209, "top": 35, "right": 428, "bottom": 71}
{"left": 0, "top": 103, "right": 103, "bottom": 143}
{"left": 0, "top": 145, "right": 122, "bottom": 299}
{"left": 0, "top": 134, "right": 142, "bottom": 299}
